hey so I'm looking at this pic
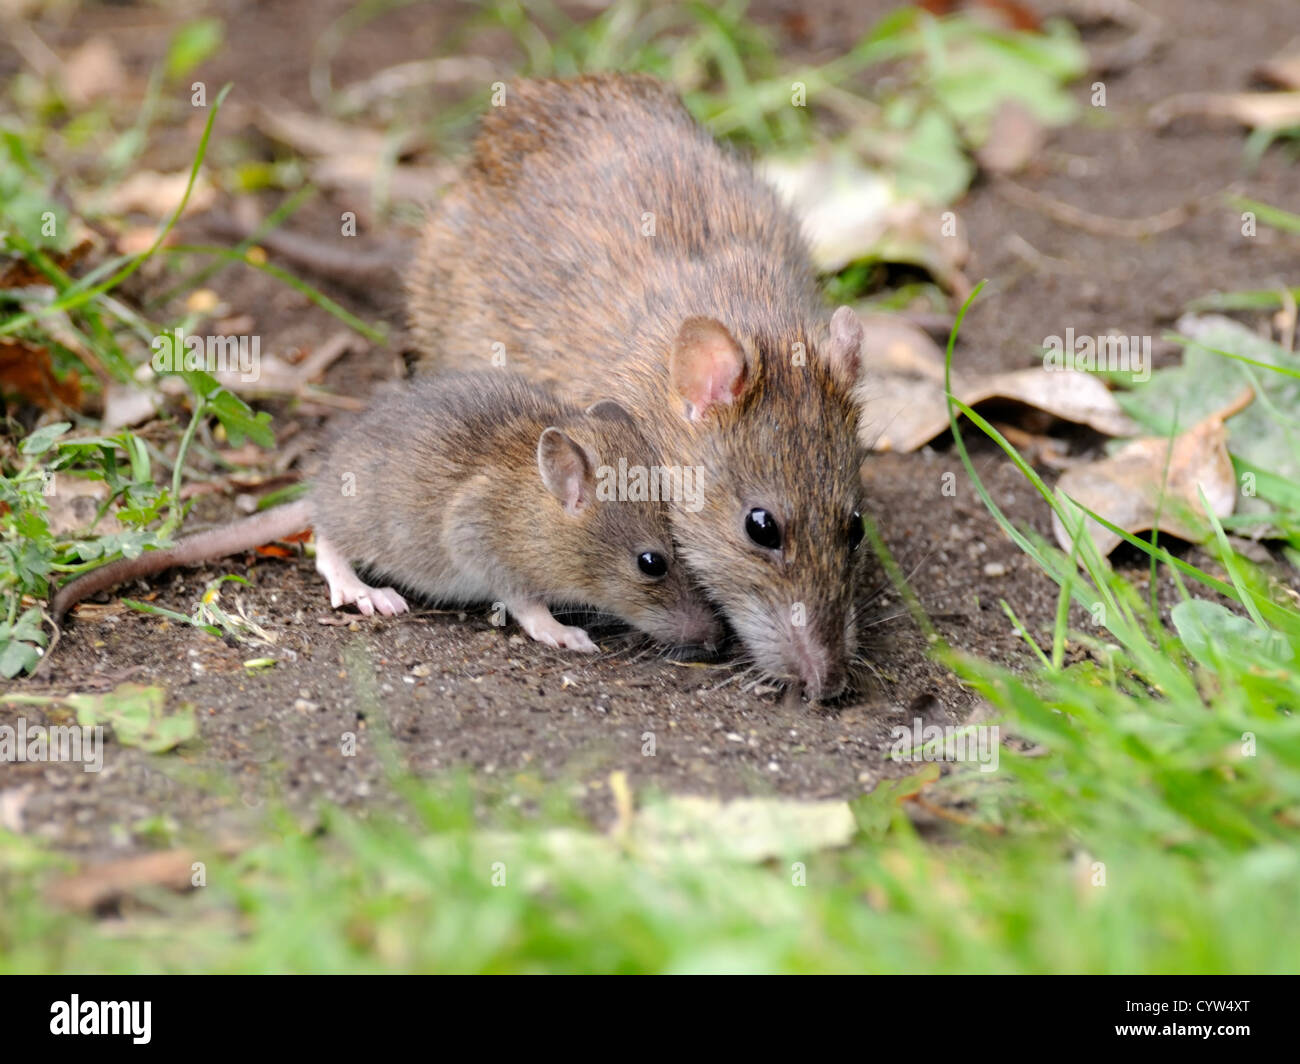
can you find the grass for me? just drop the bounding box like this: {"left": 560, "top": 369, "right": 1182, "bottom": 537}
{"left": 2, "top": 2, "right": 1299, "bottom": 973}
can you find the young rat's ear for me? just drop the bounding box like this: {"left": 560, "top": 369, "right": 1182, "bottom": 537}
{"left": 669, "top": 317, "right": 749, "bottom": 421}
{"left": 537, "top": 427, "right": 597, "bottom": 517}
{"left": 585, "top": 398, "right": 637, "bottom": 427}
{"left": 824, "top": 305, "right": 865, "bottom": 386}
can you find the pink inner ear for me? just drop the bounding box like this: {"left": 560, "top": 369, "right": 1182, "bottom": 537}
{"left": 538, "top": 428, "right": 592, "bottom": 515}
{"left": 562, "top": 462, "right": 587, "bottom": 513}
{"left": 827, "top": 306, "right": 864, "bottom": 383}
{"left": 672, "top": 319, "right": 747, "bottom": 418}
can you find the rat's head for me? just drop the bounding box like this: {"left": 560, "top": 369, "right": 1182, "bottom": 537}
{"left": 665, "top": 307, "right": 869, "bottom": 701}
{"left": 533, "top": 403, "right": 722, "bottom": 651}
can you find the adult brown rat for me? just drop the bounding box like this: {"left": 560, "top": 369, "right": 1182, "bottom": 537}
{"left": 408, "top": 74, "right": 870, "bottom": 699}
{"left": 51, "top": 372, "right": 721, "bottom": 653}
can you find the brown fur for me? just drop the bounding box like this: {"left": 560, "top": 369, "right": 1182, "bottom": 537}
{"left": 308, "top": 371, "right": 719, "bottom": 647}
{"left": 407, "top": 75, "right": 869, "bottom": 697}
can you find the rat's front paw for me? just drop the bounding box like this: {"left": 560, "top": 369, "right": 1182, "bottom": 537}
{"left": 315, "top": 534, "right": 409, "bottom": 617}
{"left": 515, "top": 607, "right": 598, "bottom": 653}
{"left": 355, "top": 586, "right": 410, "bottom": 617}
{"left": 547, "top": 624, "right": 598, "bottom": 653}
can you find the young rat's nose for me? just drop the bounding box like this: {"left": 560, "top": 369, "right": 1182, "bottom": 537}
{"left": 672, "top": 600, "right": 724, "bottom": 654}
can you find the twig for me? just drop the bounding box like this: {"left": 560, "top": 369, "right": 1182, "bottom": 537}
{"left": 995, "top": 176, "right": 1205, "bottom": 239}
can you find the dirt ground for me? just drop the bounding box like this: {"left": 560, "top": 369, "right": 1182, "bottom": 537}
{"left": 6, "top": 0, "right": 1298, "bottom": 856}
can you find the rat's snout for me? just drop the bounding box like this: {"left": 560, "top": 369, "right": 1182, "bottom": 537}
{"left": 786, "top": 622, "right": 847, "bottom": 703}
{"left": 667, "top": 596, "right": 724, "bottom": 654}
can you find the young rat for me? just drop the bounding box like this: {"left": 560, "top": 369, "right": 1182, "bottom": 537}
{"left": 407, "top": 75, "right": 870, "bottom": 699}
{"left": 51, "top": 372, "right": 722, "bottom": 653}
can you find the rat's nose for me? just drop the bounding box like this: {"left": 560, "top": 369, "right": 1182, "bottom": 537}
{"left": 789, "top": 627, "right": 847, "bottom": 702}
{"left": 672, "top": 601, "right": 723, "bottom": 653}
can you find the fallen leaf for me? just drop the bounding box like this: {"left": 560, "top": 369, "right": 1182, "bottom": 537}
{"left": 1051, "top": 389, "right": 1251, "bottom": 557}
{"left": 105, "top": 170, "right": 216, "bottom": 219}
{"left": 0, "top": 240, "right": 93, "bottom": 289}
{"left": 251, "top": 104, "right": 451, "bottom": 205}
{"left": 850, "top": 764, "right": 942, "bottom": 840}
{"left": 306, "top": 157, "right": 453, "bottom": 205}
{"left": 0, "top": 339, "right": 82, "bottom": 410}
{"left": 760, "top": 150, "right": 970, "bottom": 292}
{"left": 0, "top": 786, "right": 32, "bottom": 834}
{"left": 1172, "top": 599, "right": 1293, "bottom": 669}
{"left": 1150, "top": 91, "right": 1300, "bottom": 130}
{"left": 857, "top": 315, "right": 1138, "bottom": 452}
{"left": 115, "top": 225, "right": 175, "bottom": 256}
{"left": 253, "top": 104, "right": 420, "bottom": 160}
{"left": 918, "top": 0, "right": 1040, "bottom": 32}
{"left": 60, "top": 37, "right": 126, "bottom": 106}
{"left": 101, "top": 381, "right": 160, "bottom": 431}
{"left": 68, "top": 683, "right": 197, "bottom": 753}
{"left": 1116, "top": 313, "right": 1300, "bottom": 535}
{"left": 48, "top": 849, "right": 198, "bottom": 911}
{"left": 975, "top": 98, "right": 1047, "bottom": 175}
{"left": 1256, "top": 41, "right": 1300, "bottom": 90}
{"left": 629, "top": 796, "right": 857, "bottom": 863}
{"left": 42, "top": 478, "right": 124, "bottom": 537}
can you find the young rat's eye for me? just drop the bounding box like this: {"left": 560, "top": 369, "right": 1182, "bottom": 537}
{"left": 745, "top": 508, "right": 782, "bottom": 550}
{"left": 848, "top": 511, "right": 864, "bottom": 551}
{"left": 637, "top": 551, "right": 668, "bottom": 578}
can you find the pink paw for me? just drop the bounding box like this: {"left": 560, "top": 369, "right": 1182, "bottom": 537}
{"left": 315, "top": 536, "right": 408, "bottom": 618}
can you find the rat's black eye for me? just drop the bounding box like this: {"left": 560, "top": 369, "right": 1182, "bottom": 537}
{"left": 745, "top": 508, "right": 782, "bottom": 550}
{"left": 637, "top": 551, "right": 668, "bottom": 578}
{"left": 848, "top": 511, "right": 864, "bottom": 551}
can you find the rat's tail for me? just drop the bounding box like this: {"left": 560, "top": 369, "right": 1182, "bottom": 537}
{"left": 50, "top": 499, "right": 313, "bottom": 620}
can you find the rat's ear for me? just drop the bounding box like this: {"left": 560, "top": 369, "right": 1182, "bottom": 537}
{"left": 585, "top": 398, "right": 637, "bottom": 427}
{"left": 537, "top": 427, "right": 597, "bottom": 517}
{"left": 669, "top": 317, "right": 749, "bottom": 421}
{"left": 824, "top": 305, "right": 864, "bottom": 386}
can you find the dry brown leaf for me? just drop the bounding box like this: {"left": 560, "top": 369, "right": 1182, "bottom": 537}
{"left": 1150, "top": 91, "right": 1300, "bottom": 130}
{"left": 1051, "top": 389, "right": 1253, "bottom": 557}
{"left": 0, "top": 785, "right": 32, "bottom": 834}
{"left": 114, "top": 226, "right": 176, "bottom": 256}
{"left": 101, "top": 381, "right": 160, "bottom": 431}
{"left": 252, "top": 103, "right": 452, "bottom": 205}
{"left": 858, "top": 317, "right": 1138, "bottom": 452}
{"left": 48, "top": 849, "right": 198, "bottom": 911}
{"left": 0, "top": 240, "right": 93, "bottom": 289}
{"left": 254, "top": 104, "right": 420, "bottom": 160}
{"left": 335, "top": 56, "right": 499, "bottom": 112}
{"left": 0, "top": 338, "right": 82, "bottom": 410}
{"left": 213, "top": 330, "right": 361, "bottom": 398}
{"left": 975, "top": 99, "right": 1047, "bottom": 175}
{"left": 43, "top": 478, "right": 124, "bottom": 536}
{"left": 307, "top": 157, "right": 453, "bottom": 205}
{"left": 1257, "top": 41, "right": 1300, "bottom": 90}
{"left": 61, "top": 37, "right": 126, "bottom": 106}
{"left": 105, "top": 170, "right": 216, "bottom": 220}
